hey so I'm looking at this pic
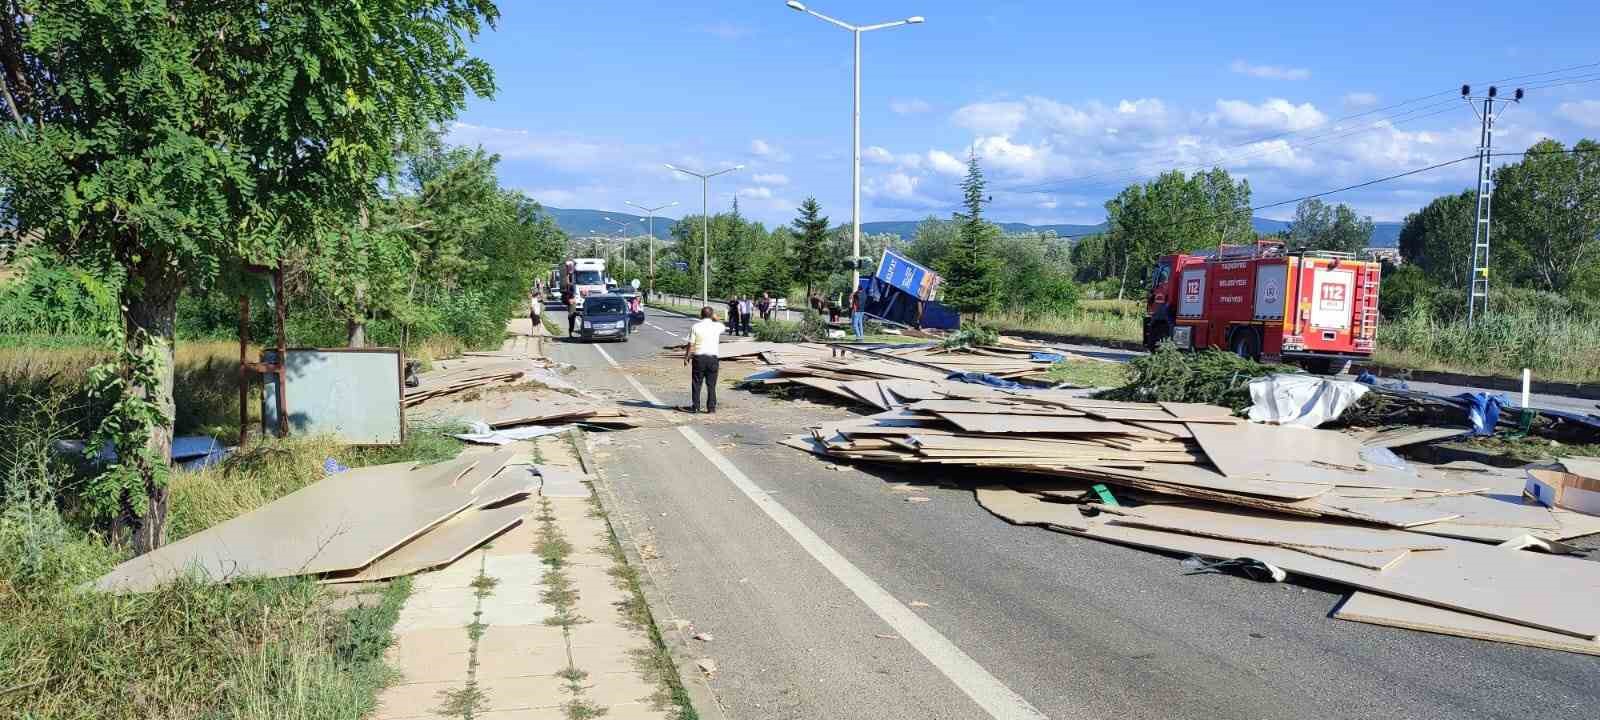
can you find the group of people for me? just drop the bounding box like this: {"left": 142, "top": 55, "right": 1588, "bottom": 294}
{"left": 723, "top": 291, "right": 776, "bottom": 337}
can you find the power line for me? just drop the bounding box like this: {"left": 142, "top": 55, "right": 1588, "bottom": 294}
{"left": 997, "top": 59, "right": 1600, "bottom": 197}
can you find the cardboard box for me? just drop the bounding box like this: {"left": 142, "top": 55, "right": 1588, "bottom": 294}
{"left": 1525, "top": 469, "right": 1600, "bottom": 516}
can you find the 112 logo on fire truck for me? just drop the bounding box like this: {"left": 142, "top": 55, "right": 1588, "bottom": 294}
{"left": 1319, "top": 282, "right": 1347, "bottom": 311}
{"left": 1183, "top": 278, "right": 1202, "bottom": 303}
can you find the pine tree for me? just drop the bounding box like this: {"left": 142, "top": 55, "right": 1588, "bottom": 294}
{"left": 790, "top": 197, "right": 830, "bottom": 298}
{"left": 941, "top": 154, "right": 1002, "bottom": 319}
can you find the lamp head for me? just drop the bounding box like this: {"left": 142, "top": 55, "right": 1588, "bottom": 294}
{"left": 907, "top": 16, "right": 925, "bottom": 23}
{"left": 786, "top": 1, "right": 806, "bottom": 11}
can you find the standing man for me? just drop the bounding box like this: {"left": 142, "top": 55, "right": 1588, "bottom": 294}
{"left": 740, "top": 296, "right": 755, "bottom": 335}
{"left": 757, "top": 291, "right": 772, "bottom": 321}
{"left": 726, "top": 296, "right": 742, "bottom": 337}
{"left": 683, "top": 306, "right": 725, "bottom": 413}
{"left": 562, "top": 286, "right": 577, "bottom": 336}
{"left": 850, "top": 286, "right": 865, "bottom": 338}
{"left": 529, "top": 284, "right": 543, "bottom": 334}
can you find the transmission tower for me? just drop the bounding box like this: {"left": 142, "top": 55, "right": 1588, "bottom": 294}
{"left": 1460, "top": 84, "right": 1522, "bottom": 326}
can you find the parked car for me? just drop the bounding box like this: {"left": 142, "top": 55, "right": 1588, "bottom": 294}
{"left": 576, "top": 295, "right": 631, "bottom": 342}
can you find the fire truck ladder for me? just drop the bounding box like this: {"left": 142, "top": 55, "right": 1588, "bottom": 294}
{"left": 1356, "top": 262, "right": 1380, "bottom": 338}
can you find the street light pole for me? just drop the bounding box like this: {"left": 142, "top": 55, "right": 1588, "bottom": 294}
{"left": 786, "top": 1, "right": 924, "bottom": 295}
{"left": 626, "top": 200, "right": 679, "bottom": 299}
{"left": 602, "top": 216, "right": 640, "bottom": 283}
{"left": 665, "top": 163, "right": 743, "bottom": 304}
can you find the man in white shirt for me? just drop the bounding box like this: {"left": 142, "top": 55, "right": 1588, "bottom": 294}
{"left": 683, "top": 306, "right": 726, "bottom": 413}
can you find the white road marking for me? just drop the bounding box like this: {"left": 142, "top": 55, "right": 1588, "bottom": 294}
{"left": 646, "top": 321, "right": 683, "bottom": 338}
{"left": 591, "top": 346, "right": 1047, "bottom": 719}
{"left": 673, "top": 426, "right": 1048, "bottom": 720}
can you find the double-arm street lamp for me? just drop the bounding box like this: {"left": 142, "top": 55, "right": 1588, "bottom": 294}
{"left": 785, "top": 1, "right": 924, "bottom": 295}
{"left": 602, "top": 216, "right": 640, "bottom": 283}
{"left": 624, "top": 200, "right": 679, "bottom": 297}
{"left": 665, "top": 163, "right": 743, "bottom": 304}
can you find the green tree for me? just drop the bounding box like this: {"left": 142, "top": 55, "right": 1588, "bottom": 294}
{"left": 0, "top": 1, "right": 498, "bottom": 551}
{"left": 1285, "top": 198, "right": 1375, "bottom": 254}
{"left": 941, "top": 154, "right": 1002, "bottom": 318}
{"left": 1069, "top": 234, "right": 1108, "bottom": 282}
{"left": 1398, "top": 190, "right": 1475, "bottom": 289}
{"left": 1493, "top": 138, "right": 1600, "bottom": 294}
{"left": 790, "top": 197, "right": 831, "bottom": 298}
{"left": 1102, "top": 168, "right": 1252, "bottom": 299}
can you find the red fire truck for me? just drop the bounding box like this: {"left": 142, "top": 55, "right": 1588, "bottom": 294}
{"left": 1142, "top": 241, "right": 1381, "bottom": 373}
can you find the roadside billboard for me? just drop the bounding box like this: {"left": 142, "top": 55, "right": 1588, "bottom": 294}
{"left": 874, "top": 248, "right": 942, "bottom": 301}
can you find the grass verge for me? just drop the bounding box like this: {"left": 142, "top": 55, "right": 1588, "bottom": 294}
{"left": 1046, "top": 359, "right": 1130, "bottom": 389}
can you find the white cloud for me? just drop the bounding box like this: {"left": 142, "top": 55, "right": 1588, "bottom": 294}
{"left": 863, "top": 146, "right": 896, "bottom": 164}
{"left": 927, "top": 150, "right": 967, "bottom": 176}
{"left": 521, "top": 188, "right": 582, "bottom": 207}
{"left": 973, "top": 135, "right": 1054, "bottom": 178}
{"left": 751, "top": 173, "right": 789, "bottom": 186}
{"left": 736, "top": 186, "right": 774, "bottom": 199}
{"left": 876, "top": 173, "right": 920, "bottom": 199}
{"left": 1556, "top": 100, "right": 1600, "bottom": 129}
{"left": 1213, "top": 98, "right": 1326, "bottom": 131}
{"left": 1343, "top": 92, "right": 1380, "bottom": 109}
{"left": 891, "top": 98, "right": 932, "bottom": 114}
{"left": 1230, "top": 59, "right": 1311, "bottom": 81}
{"left": 952, "top": 101, "right": 1028, "bottom": 135}
{"left": 446, "top": 122, "right": 608, "bottom": 169}
{"left": 698, "top": 21, "right": 750, "bottom": 39}
{"left": 748, "top": 138, "right": 790, "bottom": 161}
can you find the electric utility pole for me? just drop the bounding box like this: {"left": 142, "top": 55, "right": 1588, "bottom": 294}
{"left": 1461, "top": 83, "right": 1522, "bottom": 326}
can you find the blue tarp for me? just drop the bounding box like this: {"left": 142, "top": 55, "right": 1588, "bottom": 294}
{"left": 946, "top": 371, "right": 1026, "bottom": 389}
{"left": 1455, "top": 392, "right": 1508, "bottom": 436}
{"left": 1030, "top": 352, "right": 1066, "bottom": 363}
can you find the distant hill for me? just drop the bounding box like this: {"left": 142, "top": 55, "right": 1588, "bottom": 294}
{"left": 539, "top": 206, "right": 678, "bottom": 240}
{"left": 543, "top": 207, "right": 1403, "bottom": 249}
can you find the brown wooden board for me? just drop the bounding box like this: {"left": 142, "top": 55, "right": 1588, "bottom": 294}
{"left": 324, "top": 502, "right": 532, "bottom": 583}
{"left": 936, "top": 412, "right": 1168, "bottom": 438}
{"left": 1335, "top": 591, "right": 1600, "bottom": 656}
{"left": 95, "top": 460, "right": 475, "bottom": 592}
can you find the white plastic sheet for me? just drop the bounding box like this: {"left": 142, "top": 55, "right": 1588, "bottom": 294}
{"left": 453, "top": 422, "right": 573, "bottom": 446}
{"left": 1247, "top": 373, "right": 1369, "bottom": 428}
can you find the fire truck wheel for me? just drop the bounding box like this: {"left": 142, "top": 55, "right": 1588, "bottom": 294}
{"left": 1229, "top": 329, "right": 1261, "bottom": 361}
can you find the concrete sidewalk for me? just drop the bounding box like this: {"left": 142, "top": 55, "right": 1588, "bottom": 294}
{"left": 373, "top": 435, "right": 671, "bottom": 720}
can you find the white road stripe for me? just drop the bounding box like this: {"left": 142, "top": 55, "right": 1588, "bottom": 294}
{"left": 593, "top": 345, "right": 1047, "bottom": 719}
{"left": 673, "top": 426, "right": 1048, "bottom": 720}
{"left": 592, "top": 343, "right": 620, "bottom": 369}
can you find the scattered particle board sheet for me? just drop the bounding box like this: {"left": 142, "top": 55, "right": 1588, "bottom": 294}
{"left": 909, "top": 399, "right": 1084, "bottom": 416}
{"left": 1561, "top": 455, "right": 1600, "bottom": 480}
{"left": 1188, "top": 422, "right": 1372, "bottom": 480}
{"left": 472, "top": 465, "right": 542, "bottom": 508}
{"left": 1112, "top": 503, "right": 1449, "bottom": 553}
{"left": 1058, "top": 513, "right": 1600, "bottom": 640}
{"left": 975, "top": 486, "right": 1091, "bottom": 527}
{"left": 1360, "top": 427, "right": 1471, "bottom": 449}
{"left": 1334, "top": 592, "right": 1600, "bottom": 656}
{"left": 1159, "top": 402, "right": 1238, "bottom": 421}
{"left": 937, "top": 412, "right": 1168, "bottom": 438}
{"left": 324, "top": 501, "right": 532, "bottom": 583}
{"left": 1111, "top": 462, "right": 1333, "bottom": 501}
{"left": 95, "top": 460, "right": 476, "bottom": 592}
{"left": 1362, "top": 493, "right": 1560, "bottom": 531}
{"left": 537, "top": 464, "right": 592, "bottom": 498}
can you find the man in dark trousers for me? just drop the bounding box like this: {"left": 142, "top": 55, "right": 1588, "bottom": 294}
{"left": 562, "top": 287, "right": 577, "bottom": 336}
{"left": 726, "top": 296, "right": 742, "bottom": 336}
{"left": 683, "top": 306, "right": 726, "bottom": 413}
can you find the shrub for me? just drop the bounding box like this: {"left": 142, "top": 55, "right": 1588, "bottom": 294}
{"left": 1097, "top": 342, "right": 1297, "bottom": 412}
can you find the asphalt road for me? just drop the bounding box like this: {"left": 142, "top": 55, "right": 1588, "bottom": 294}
{"left": 545, "top": 307, "right": 1599, "bottom": 720}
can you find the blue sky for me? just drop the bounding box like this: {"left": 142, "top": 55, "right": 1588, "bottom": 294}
{"left": 449, "top": 0, "right": 1600, "bottom": 228}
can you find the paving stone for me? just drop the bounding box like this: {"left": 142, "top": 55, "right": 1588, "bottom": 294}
{"left": 474, "top": 641, "right": 572, "bottom": 679}
{"left": 483, "top": 521, "right": 540, "bottom": 556}
{"left": 566, "top": 620, "right": 645, "bottom": 649}
{"left": 373, "top": 680, "right": 458, "bottom": 719}
{"left": 411, "top": 560, "right": 482, "bottom": 591}
{"left": 474, "top": 623, "right": 568, "bottom": 655}
{"left": 392, "top": 626, "right": 473, "bottom": 660}
{"left": 601, "top": 702, "right": 672, "bottom": 720}
{"left": 475, "top": 674, "right": 568, "bottom": 711}
{"left": 476, "top": 708, "right": 567, "bottom": 720}
{"left": 581, "top": 671, "right": 659, "bottom": 707}
{"left": 478, "top": 598, "right": 556, "bottom": 626}
{"left": 392, "top": 604, "right": 474, "bottom": 634}
{"left": 569, "top": 642, "right": 646, "bottom": 675}
{"left": 402, "top": 585, "right": 479, "bottom": 610}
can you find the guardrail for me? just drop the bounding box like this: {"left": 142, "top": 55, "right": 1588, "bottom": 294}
{"left": 650, "top": 292, "right": 803, "bottom": 323}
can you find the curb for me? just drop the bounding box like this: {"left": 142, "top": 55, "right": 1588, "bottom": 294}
{"left": 569, "top": 428, "right": 729, "bottom": 720}
{"left": 1351, "top": 363, "right": 1600, "bottom": 401}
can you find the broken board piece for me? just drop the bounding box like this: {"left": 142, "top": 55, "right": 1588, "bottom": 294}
{"left": 1158, "top": 402, "right": 1237, "bottom": 421}
{"left": 95, "top": 461, "right": 475, "bottom": 592}
{"left": 453, "top": 449, "right": 521, "bottom": 493}
{"left": 1360, "top": 427, "right": 1470, "bottom": 449}
{"left": 975, "top": 486, "right": 1091, "bottom": 529}
{"left": 473, "top": 465, "right": 542, "bottom": 508}
{"left": 937, "top": 412, "right": 1167, "bottom": 438}
{"left": 325, "top": 501, "right": 532, "bottom": 583}
{"left": 1110, "top": 504, "right": 1449, "bottom": 553}
{"left": 1335, "top": 592, "right": 1600, "bottom": 656}
{"left": 1188, "top": 422, "right": 1371, "bottom": 480}
{"left": 1058, "top": 515, "right": 1600, "bottom": 640}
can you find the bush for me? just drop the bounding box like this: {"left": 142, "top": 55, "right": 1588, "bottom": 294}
{"left": 1097, "top": 342, "right": 1297, "bottom": 412}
